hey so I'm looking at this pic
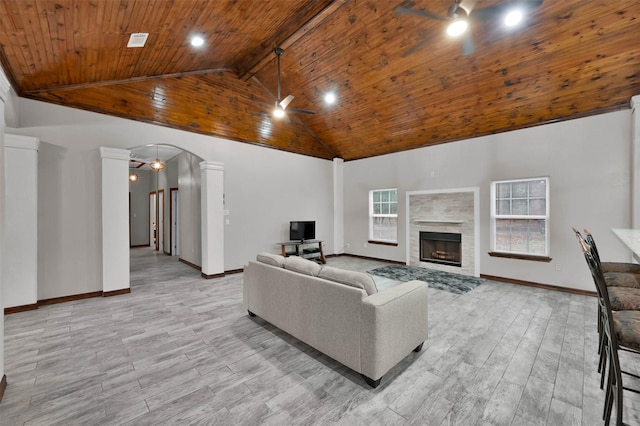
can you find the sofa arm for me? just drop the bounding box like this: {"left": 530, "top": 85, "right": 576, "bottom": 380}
{"left": 360, "top": 280, "right": 428, "bottom": 381}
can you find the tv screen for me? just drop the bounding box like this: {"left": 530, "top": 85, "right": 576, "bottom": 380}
{"left": 290, "top": 221, "right": 316, "bottom": 241}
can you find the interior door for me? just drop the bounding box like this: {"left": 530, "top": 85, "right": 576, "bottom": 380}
{"left": 149, "top": 192, "right": 156, "bottom": 248}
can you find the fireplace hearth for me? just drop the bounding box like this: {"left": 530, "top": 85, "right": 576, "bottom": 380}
{"left": 420, "top": 231, "right": 462, "bottom": 267}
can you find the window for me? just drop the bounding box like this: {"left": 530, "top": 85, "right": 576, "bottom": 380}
{"left": 491, "top": 177, "right": 549, "bottom": 257}
{"left": 369, "top": 189, "right": 398, "bottom": 243}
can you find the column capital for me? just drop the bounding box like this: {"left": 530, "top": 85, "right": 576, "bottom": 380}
{"left": 5, "top": 134, "right": 40, "bottom": 151}
{"left": 0, "top": 68, "right": 11, "bottom": 102}
{"left": 100, "top": 147, "right": 130, "bottom": 161}
{"left": 199, "top": 160, "right": 224, "bottom": 171}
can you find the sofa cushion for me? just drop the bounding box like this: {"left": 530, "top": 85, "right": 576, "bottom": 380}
{"left": 318, "top": 266, "right": 378, "bottom": 295}
{"left": 256, "top": 252, "right": 285, "bottom": 268}
{"left": 283, "top": 256, "right": 321, "bottom": 276}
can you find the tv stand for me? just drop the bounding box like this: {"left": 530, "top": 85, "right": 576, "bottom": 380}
{"left": 280, "top": 239, "right": 326, "bottom": 264}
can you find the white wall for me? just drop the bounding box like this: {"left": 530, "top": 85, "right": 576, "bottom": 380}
{"left": 344, "top": 111, "right": 632, "bottom": 292}
{"left": 14, "top": 95, "right": 627, "bottom": 295}
{"left": 178, "top": 151, "right": 202, "bottom": 267}
{"left": 163, "top": 155, "right": 179, "bottom": 253}
{"left": 37, "top": 140, "right": 103, "bottom": 299}
{"left": 9, "top": 98, "right": 335, "bottom": 299}
{"left": 130, "top": 169, "right": 152, "bottom": 246}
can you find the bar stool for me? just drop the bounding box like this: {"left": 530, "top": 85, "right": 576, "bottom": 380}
{"left": 584, "top": 230, "right": 640, "bottom": 286}
{"left": 577, "top": 234, "right": 640, "bottom": 425}
{"left": 574, "top": 229, "right": 640, "bottom": 324}
{"left": 575, "top": 229, "right": 640, "bottom": 388}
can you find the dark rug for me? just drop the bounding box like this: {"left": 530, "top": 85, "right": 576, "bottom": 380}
{"left": 367, "top": 265, "right": 485, "bottom": 295}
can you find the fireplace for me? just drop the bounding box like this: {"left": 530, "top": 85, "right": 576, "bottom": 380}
{"left": 420, "top": 231, "right": 462, "bottom": 267}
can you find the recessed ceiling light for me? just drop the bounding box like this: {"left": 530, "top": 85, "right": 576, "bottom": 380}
{"left": 446, "top": 20, "right": 468, "bottom": 37}
{"left": 190, "top": 35, "right": 204, "bottom": 47}
{"left": 324, "top": 92, "right": 336, "bottom": 105}
{"left": 504, "top": 9, "right": 523, "bottom": 27}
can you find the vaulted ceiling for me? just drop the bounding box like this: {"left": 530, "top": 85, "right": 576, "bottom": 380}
{"left": 0, "top": 0, "right": 639, "bottom": 161}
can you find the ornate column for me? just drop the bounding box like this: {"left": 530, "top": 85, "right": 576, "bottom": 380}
{"left": 4, "top": 135, "right": 39, "bottom": 311}
{"left": 200, "top": 161, "right": 225, "bottom": 278}
{"left": 333, "top": 158, "right": 344, "bottom": 254}
{"left": 631, "top": 95, "right": 640, "bottom": 231}
{"left": 0, "top": 68, "right": 10, "bottom": 399}
{"left": 100, "top": 147, "right": 131, "bottom": 295}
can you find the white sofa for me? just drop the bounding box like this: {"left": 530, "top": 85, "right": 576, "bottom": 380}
{"left": 243, "top": 253, "right": 429, "bottom": 387}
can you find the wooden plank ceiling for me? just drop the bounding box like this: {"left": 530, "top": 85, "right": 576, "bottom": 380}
{"left": 0, "top": 0, "right": 639, "bottom": 161}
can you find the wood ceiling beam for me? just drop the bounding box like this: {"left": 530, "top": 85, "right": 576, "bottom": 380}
{"left": 23, "top": 67, "right": 233, "bottom": 95}
{"left": 237, "top": 0, "right": 347, "bottom": 81}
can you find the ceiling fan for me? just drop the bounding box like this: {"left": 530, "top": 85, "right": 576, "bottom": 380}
{"left": 395, "top": 0, "right": 543, "bottom": 57}
{"left": 271, "top": 47, "right": 315, "bottom": 118}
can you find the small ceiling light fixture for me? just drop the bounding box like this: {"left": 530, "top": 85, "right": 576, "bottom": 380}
{"left": 445, "top": 1, "right": 469, "bottom": 37}
{"left": 190, "top": 35, "right": 204, "bottom": 47}
{"left": 447, "top": 19, "right": 468, "bottom": 37}
{"left": 129, "top": 172, "right": 139, "bottom": 183}
{"left": 324, "top": 92, "right": 337, "bottom": 105}
{"left": 273, "top": 104, "right": 285, "bottom": 119}
{"left": 504, "top": 9, "right": 523, "bottom": 27}
{"left": 149, "top": 145, "right": 166, "bottom": 172}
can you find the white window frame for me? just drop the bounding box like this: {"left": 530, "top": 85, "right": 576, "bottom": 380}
{"left": 369, "top": 188, "right": 398, "bottom": 243}
{"left": 490, "top": 177, "right": 550, "bottom": 257}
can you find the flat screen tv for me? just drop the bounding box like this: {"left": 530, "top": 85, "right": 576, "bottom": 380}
{"left": 290, "top": 221, "right": 316, "bottom": 242}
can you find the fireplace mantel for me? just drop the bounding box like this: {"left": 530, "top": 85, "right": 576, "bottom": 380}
{"left": 414, "top": 219, "right": 465, "bottom": 224}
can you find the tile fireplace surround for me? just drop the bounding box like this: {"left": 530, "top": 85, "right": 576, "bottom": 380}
{"left": 406, "top": 188, "right": 480, "bottom": 277}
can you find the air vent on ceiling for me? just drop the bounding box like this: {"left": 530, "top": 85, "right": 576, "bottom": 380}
{"left": 127, "top": 33, "right": 149, "bottom": 48}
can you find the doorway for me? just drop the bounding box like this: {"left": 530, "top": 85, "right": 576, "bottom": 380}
{"left": 157, "top": 189, "right": 165, "bottom": 252}
{"left": 149, "top": 192, "right": 156, "bottom": 248}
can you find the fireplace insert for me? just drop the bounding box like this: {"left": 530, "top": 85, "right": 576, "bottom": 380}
{"left": 420, "top": 231, "right": 462, "bottom": 267}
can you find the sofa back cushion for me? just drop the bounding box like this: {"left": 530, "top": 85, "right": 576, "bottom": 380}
{"left": 257, "top": 252, "right": 285, "bottom": 268}
{"left": 283, "top": 256, "right": 322, "bottom": 276}
{"left": 318, "top": 266, "right": 378, "bottom": 296}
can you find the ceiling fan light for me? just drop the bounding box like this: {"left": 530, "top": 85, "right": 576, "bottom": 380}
{"left": 447, "top": 19, "right": 468, "bottom": 37}
{"left": 504, "top": 9, "right": 523, "bottom": 27}
{"left": 273, "top": 105, "right": 286, "bottom": 118}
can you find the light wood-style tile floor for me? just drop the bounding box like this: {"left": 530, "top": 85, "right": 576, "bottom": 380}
{"left": 0, "top": 248, "right": 635, "bottom": 425}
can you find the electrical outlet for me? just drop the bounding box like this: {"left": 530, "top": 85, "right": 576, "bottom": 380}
{"left": 345, "top": 243, "right": 350, "bottom": 249}
{"left": 555, "top": 263, "right": 561, "bottom": 271}
{"left": 363, "top": 242, "right": 368, "bottom": 248}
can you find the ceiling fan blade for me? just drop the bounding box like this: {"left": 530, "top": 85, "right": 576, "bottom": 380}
{"left": 468, "top": 4, "right": 506, "bottom": 21}
{"left": 289, "top": 107, "right": 316, "bottom": 115}
{"left": 460, "top": 0, "right": 477, "bottom": 14}
{"left": 279, "top": 94, "right": 295, "bottom": 110}
{"left": 461, "top": 31, "right": 475, "bottom": 56}
{"left": 395, "top": 5, "right": 449, "bottom": 21}
{"left": 471, "top": 0, "right": 543, "bottom": 22}
{"left": 401, "top": 33, "right": 438, "bottom": 58}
